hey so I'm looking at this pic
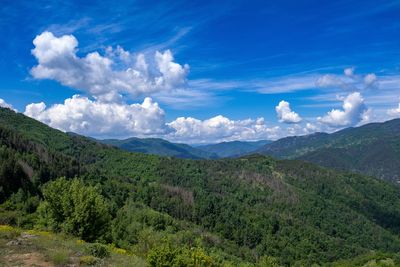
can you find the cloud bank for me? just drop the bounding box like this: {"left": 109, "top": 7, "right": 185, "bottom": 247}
{"left": 23, "top": 96, "right": 280, "bottom": 142}
{"left": 24, "top": 95, "right": 169, "bottom": 138}
{"left": 168, "top": 116, "right": 280, "bottom": 143}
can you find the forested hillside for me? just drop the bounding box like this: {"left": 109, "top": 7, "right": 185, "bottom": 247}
{"left": 196, "top": 140, "right": 271, "bottom": 158}
{"left": 257, "top": 119, "right": 400, "bottom": 183}
{"left": 1, "top": 107, "right": 400, "bottom": 266}
{"left": 100, "top": 137, "right": 218, "bottom": 159}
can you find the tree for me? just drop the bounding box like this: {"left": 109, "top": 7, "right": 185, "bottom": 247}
{"left": 37, "top": 177, "right": 111, "bottom": 242}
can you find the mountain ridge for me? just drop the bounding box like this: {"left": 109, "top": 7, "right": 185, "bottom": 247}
{"left": 257, "top": 118, "right": 400, "bottom": 182}
{"left": 99, "top": 137, "right": 218, "bottom": 159}
{"left": 196, "top": 140, "right": 272, "bottom": 158}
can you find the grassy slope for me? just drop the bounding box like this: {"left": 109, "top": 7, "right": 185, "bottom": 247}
{"left": 0, "top": 225, "right": 146, "bottom": 267}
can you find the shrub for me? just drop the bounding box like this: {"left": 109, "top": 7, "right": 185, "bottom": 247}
{"left": 147, "top": 244, "right": 178, "bottom": 267}
{"left": 0, "top": 224, "right": 21, "bottom": 239}
{"left": 147, "top": 244, "right": 215, "bottom": 267}
{"left": 80, "top": 255, "right": 99, "bottom": 265}
{"left": 256, "top": 256, "right": 281, "bottom": 267}
{"left": 85, "top": 243, "right": 111, "bottom": 258}
{"left": 48, "top": 249, "right": 69, "bottom": 265}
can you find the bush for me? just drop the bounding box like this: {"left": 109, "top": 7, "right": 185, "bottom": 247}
{"left": 256, "top": 256, "right": 281, "bottom": 267}
{"left": 147, "top": 244, "right": 215, "bottom": 267}
{"left": 147, "top": 244, "right": 178, "bottom": 267}
{"left": 84, "top": 243, "right": 111, "bottom": 258}
{"left": 80, "top": 255, "right": 99, "bottom": 265}
{"left": 0, "top": 224, "right": 21, "bottom": 239}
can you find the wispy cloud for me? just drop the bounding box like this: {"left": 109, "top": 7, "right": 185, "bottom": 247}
{"left": 187, "top": 74, "right": 320, "bottom": 94}
{"left": 45, "top": 17, "right": 91, "bottom": 35}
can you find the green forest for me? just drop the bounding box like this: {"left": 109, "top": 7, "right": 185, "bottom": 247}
{"left": 1, "top": 107, "right": 400, "bottom": 266}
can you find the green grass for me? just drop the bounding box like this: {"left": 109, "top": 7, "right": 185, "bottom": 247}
{"left": 0, "top": 225, "right": 147, "bottom": 267}
{"left": 47, "top": 249, "right": 69, "bottom": 265}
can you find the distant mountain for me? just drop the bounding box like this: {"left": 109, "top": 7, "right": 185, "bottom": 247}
{"left": 99, "top": 137, "right": 218, "bottom": 159}
{"left": 257, "top": 119, "right": 400, "bottom": 182}
{"left": 196, "top": 140, "right": 271, "bottom": 158}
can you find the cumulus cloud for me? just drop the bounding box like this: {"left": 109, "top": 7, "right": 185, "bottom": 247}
{"left": 167, "top": 115, "right": 280, "bottom": 143}
{"left": 317, "top": 92, "right": 368, "bottom": 127}
{"left": 24, "top": 95, "right": 169, "bottom": 138}
{"left": 30, "top": 31, "right": 189, "bottom": 102}
{"left": 23, "top": 96, "right": 282, "bottom": 142}
{"left": 0, "top": 99, "right": 16, "bottom": 111}
{"left": 275, "top": 101, "right": 302, "bottom": 123}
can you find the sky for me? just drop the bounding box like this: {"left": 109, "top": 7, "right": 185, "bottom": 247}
{"left": 0, "top": 0, "right": 400, "bottom": 143}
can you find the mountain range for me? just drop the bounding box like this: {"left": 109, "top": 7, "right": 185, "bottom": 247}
{"left": 196, "top": 140, "right": 271, "bottom": 158}
{"left": 98, "top": 119, "right": 400, "bottom": 184}
{"left": 256, "top": 119, "right": 400, "bottom": 183}
{"left": 1, "top": 106, "right": 400, "bottom": 265}
{"left": 99, "top": 137, "right": 218, "bottom": 159}
{"left": 99, "top": 138, "right": 272, "bottom": 159}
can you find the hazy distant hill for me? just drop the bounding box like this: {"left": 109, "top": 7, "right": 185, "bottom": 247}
{"left": 197, "top": 140, "right": 271, "bottom": 158}
{"left": 100, "top": 137, "right": 218, "bottom": 159}
{"left": 257, "top": 119, "right": 400, "bottom": 182}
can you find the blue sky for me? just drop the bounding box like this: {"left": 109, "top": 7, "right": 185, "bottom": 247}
{"left": 0, "top": 0, "right": 399, "bottom": 143}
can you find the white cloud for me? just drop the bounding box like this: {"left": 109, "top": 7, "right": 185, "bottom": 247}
{"left": 304, "top": 122, "right": 320, "bottom": 133}
{"left": 316, "top": 68, "right": 378, "bottom": 91}
{"left": 275, "top": 100, "right": 302, "bottom": 123}
{"left": 317, "top": 92, "right": 367, "bottom": 127}
{"left": 0, "top": 99, "right": 16, "bottom": 111}
{"left": 316, "top": 74, "right": 344, "bottom": 88}
{"left": 387, "top": 100, "right": 400, "bottom": 117}
{"left": 344, "top": 67, "right": 354, "bottom": 77}
{"left": 167, "top": 116, "right": 280, "bottom": 143}
{"left": 23, "top": 96, "right": 282, "bottom": 142}
{"left": 364, "top": 73, "right": 377, "bottom": 86}
{"left": 359, "top": 108, "right": 372, "bottom": 125}
{"left": 256, "top": 75, "right": 317, "bottom": 94}
{"left": 24, "top": 95, "right": 169, "bottom": 139}
{"left": 30, "top": 31, "right": 189, "bottom": 102}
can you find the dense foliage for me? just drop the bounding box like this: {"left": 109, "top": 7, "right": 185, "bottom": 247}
{"left": 257, "top": 119, "right": 400, "bottom": 182}
{"left": 1, "top": 107, "right": 400, "bottom": 266}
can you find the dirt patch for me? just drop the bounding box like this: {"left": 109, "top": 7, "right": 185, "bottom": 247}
{"left": 4, "top": 252, "right": 54, "bottom": 267}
